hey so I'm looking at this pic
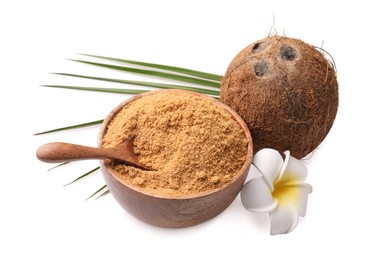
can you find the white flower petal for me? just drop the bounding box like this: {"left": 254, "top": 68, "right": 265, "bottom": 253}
{"left": 269, "top": 202, "right": 299, "bottom": 235}
{"left": 252, "top": 148, "right": 284, "bottom": 188}
{"left": 246, "top": 164, "right": 263, "bottom": 180}
{"left": 292, "top": 183, "right": 313, "bottom": 217}
{"left": 241, "top": 177, "right": 277, "bottom": 212}
{"left": 279, "top": 151, "right": 308, "bottom": 182}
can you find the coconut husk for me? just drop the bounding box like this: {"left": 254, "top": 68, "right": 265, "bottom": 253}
{"left": 220, "top": 36, "right": 338, "bottom": 159}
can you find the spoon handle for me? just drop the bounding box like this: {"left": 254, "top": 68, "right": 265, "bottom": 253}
{"left": 36, "top": 142, "right": 109, "bottom": 163}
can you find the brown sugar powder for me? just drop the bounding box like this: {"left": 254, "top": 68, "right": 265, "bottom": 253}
{"left": 102, "top": 90, "right": 248, "bottom": 197}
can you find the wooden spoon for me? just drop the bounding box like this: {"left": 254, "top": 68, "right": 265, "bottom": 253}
{"left": 36, "top": 136, "right": 150, "bottom": 170}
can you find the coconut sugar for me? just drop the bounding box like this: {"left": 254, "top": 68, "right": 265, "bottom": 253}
{"left": 102, "top": 91, "right": 248, "bottom": 196}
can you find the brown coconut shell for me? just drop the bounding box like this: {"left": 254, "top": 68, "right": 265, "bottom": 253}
{"left": 220, "top": 36, "right": 338, "bottom": 159}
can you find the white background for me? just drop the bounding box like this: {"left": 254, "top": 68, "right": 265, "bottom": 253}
{"left": 1, "top": 0, "right": 367, "bottom": 259}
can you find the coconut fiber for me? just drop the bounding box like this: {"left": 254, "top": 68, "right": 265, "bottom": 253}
{"left": 220, "top": 36, "right": 338, "bottom": 159}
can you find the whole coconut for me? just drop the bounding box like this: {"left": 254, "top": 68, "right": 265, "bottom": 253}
{"left": 220, "top": 36, "right": 338, "bottom": 159}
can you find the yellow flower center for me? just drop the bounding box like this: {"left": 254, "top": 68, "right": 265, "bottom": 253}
{"left": 272, "top": 172, "right": 300, "bottom": 205}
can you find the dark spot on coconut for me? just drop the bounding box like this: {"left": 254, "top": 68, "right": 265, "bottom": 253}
{"left": 251, "top": 41, "right": 271, "bottom": 53}
{"left": 280, "top": 45, "right": 298, "bottom": 61}
{"left": 254, "top": 61, "right": 268, "bottom": 76}
{"left": 252, "top": 43, "right": 261, "bottom": 52}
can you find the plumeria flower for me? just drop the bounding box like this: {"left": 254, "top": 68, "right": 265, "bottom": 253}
{"left": 241, "top": 148, "right": 313, "bottom": 235}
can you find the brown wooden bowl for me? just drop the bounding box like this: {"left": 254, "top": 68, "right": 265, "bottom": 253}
{"left": 98, "top": 90, "right": 253, "bottom": 228}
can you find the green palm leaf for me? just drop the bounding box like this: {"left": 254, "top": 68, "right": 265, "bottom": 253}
{"left": 34, "top": 119, "right": 103, "bottom": 135}
{"left": 64, "top": 167, "right": 100, "bottom": 186}
{"left": 70, "top": 59, "right": 220, "bottom": 88}
{"left": 86, "top": 185, "right": 110, "bottom": 200}
{"left": 42, "top": 85, "right": 149, "bottom": 95}
{"left": 48, "top": 73, "right": 220, "bottom": 96}
{"left": 47, "top": 162, "right": 69, "bottom": 171}
{"left": 81, "top": 54, "right": 223, "bottom": 81}
{"left": 95, "top": 189, "right": 110, "bottom": 200}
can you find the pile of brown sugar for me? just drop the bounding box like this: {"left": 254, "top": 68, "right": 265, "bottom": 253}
{"left": 102, "top": 90, "right": 248, "bottom": 197}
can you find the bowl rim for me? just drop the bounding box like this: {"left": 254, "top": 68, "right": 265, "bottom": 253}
{"left": 98, "top": 89, "right": 253, "bottom": 200}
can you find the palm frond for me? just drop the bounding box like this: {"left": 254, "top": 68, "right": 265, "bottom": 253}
{"left": 47, "top": 162, "right": 69, "bottom": 171}
{"left": 81, "top": 54, "right": 223, "bottom": 81}
{"left": 64, "top": 166, "right": 100, "bottom": 186}
{"left": 49, "top": 73, "right": 220, "bottom": 96}
{"left": 95, "top": 189, "right": 110, "bottom": 200}
{"left": 34, "top": 119, "right": 103, "bottom": 135}
{"left": 42, "top": 85, "right": 149, "bottom": 95}
{"left": 86, "top": 185, "right": 110, "bottom": 200}
{"left": 70, "top": 59, "right": 220, "bottom": 88}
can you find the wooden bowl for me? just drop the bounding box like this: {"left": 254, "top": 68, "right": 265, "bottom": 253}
{"left": 98, "top": 90, "right": 253, "bottom": 228}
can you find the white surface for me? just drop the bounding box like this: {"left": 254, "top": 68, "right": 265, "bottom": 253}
{"left": 1, "top": 0, "right": 367, "bottom": 259}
